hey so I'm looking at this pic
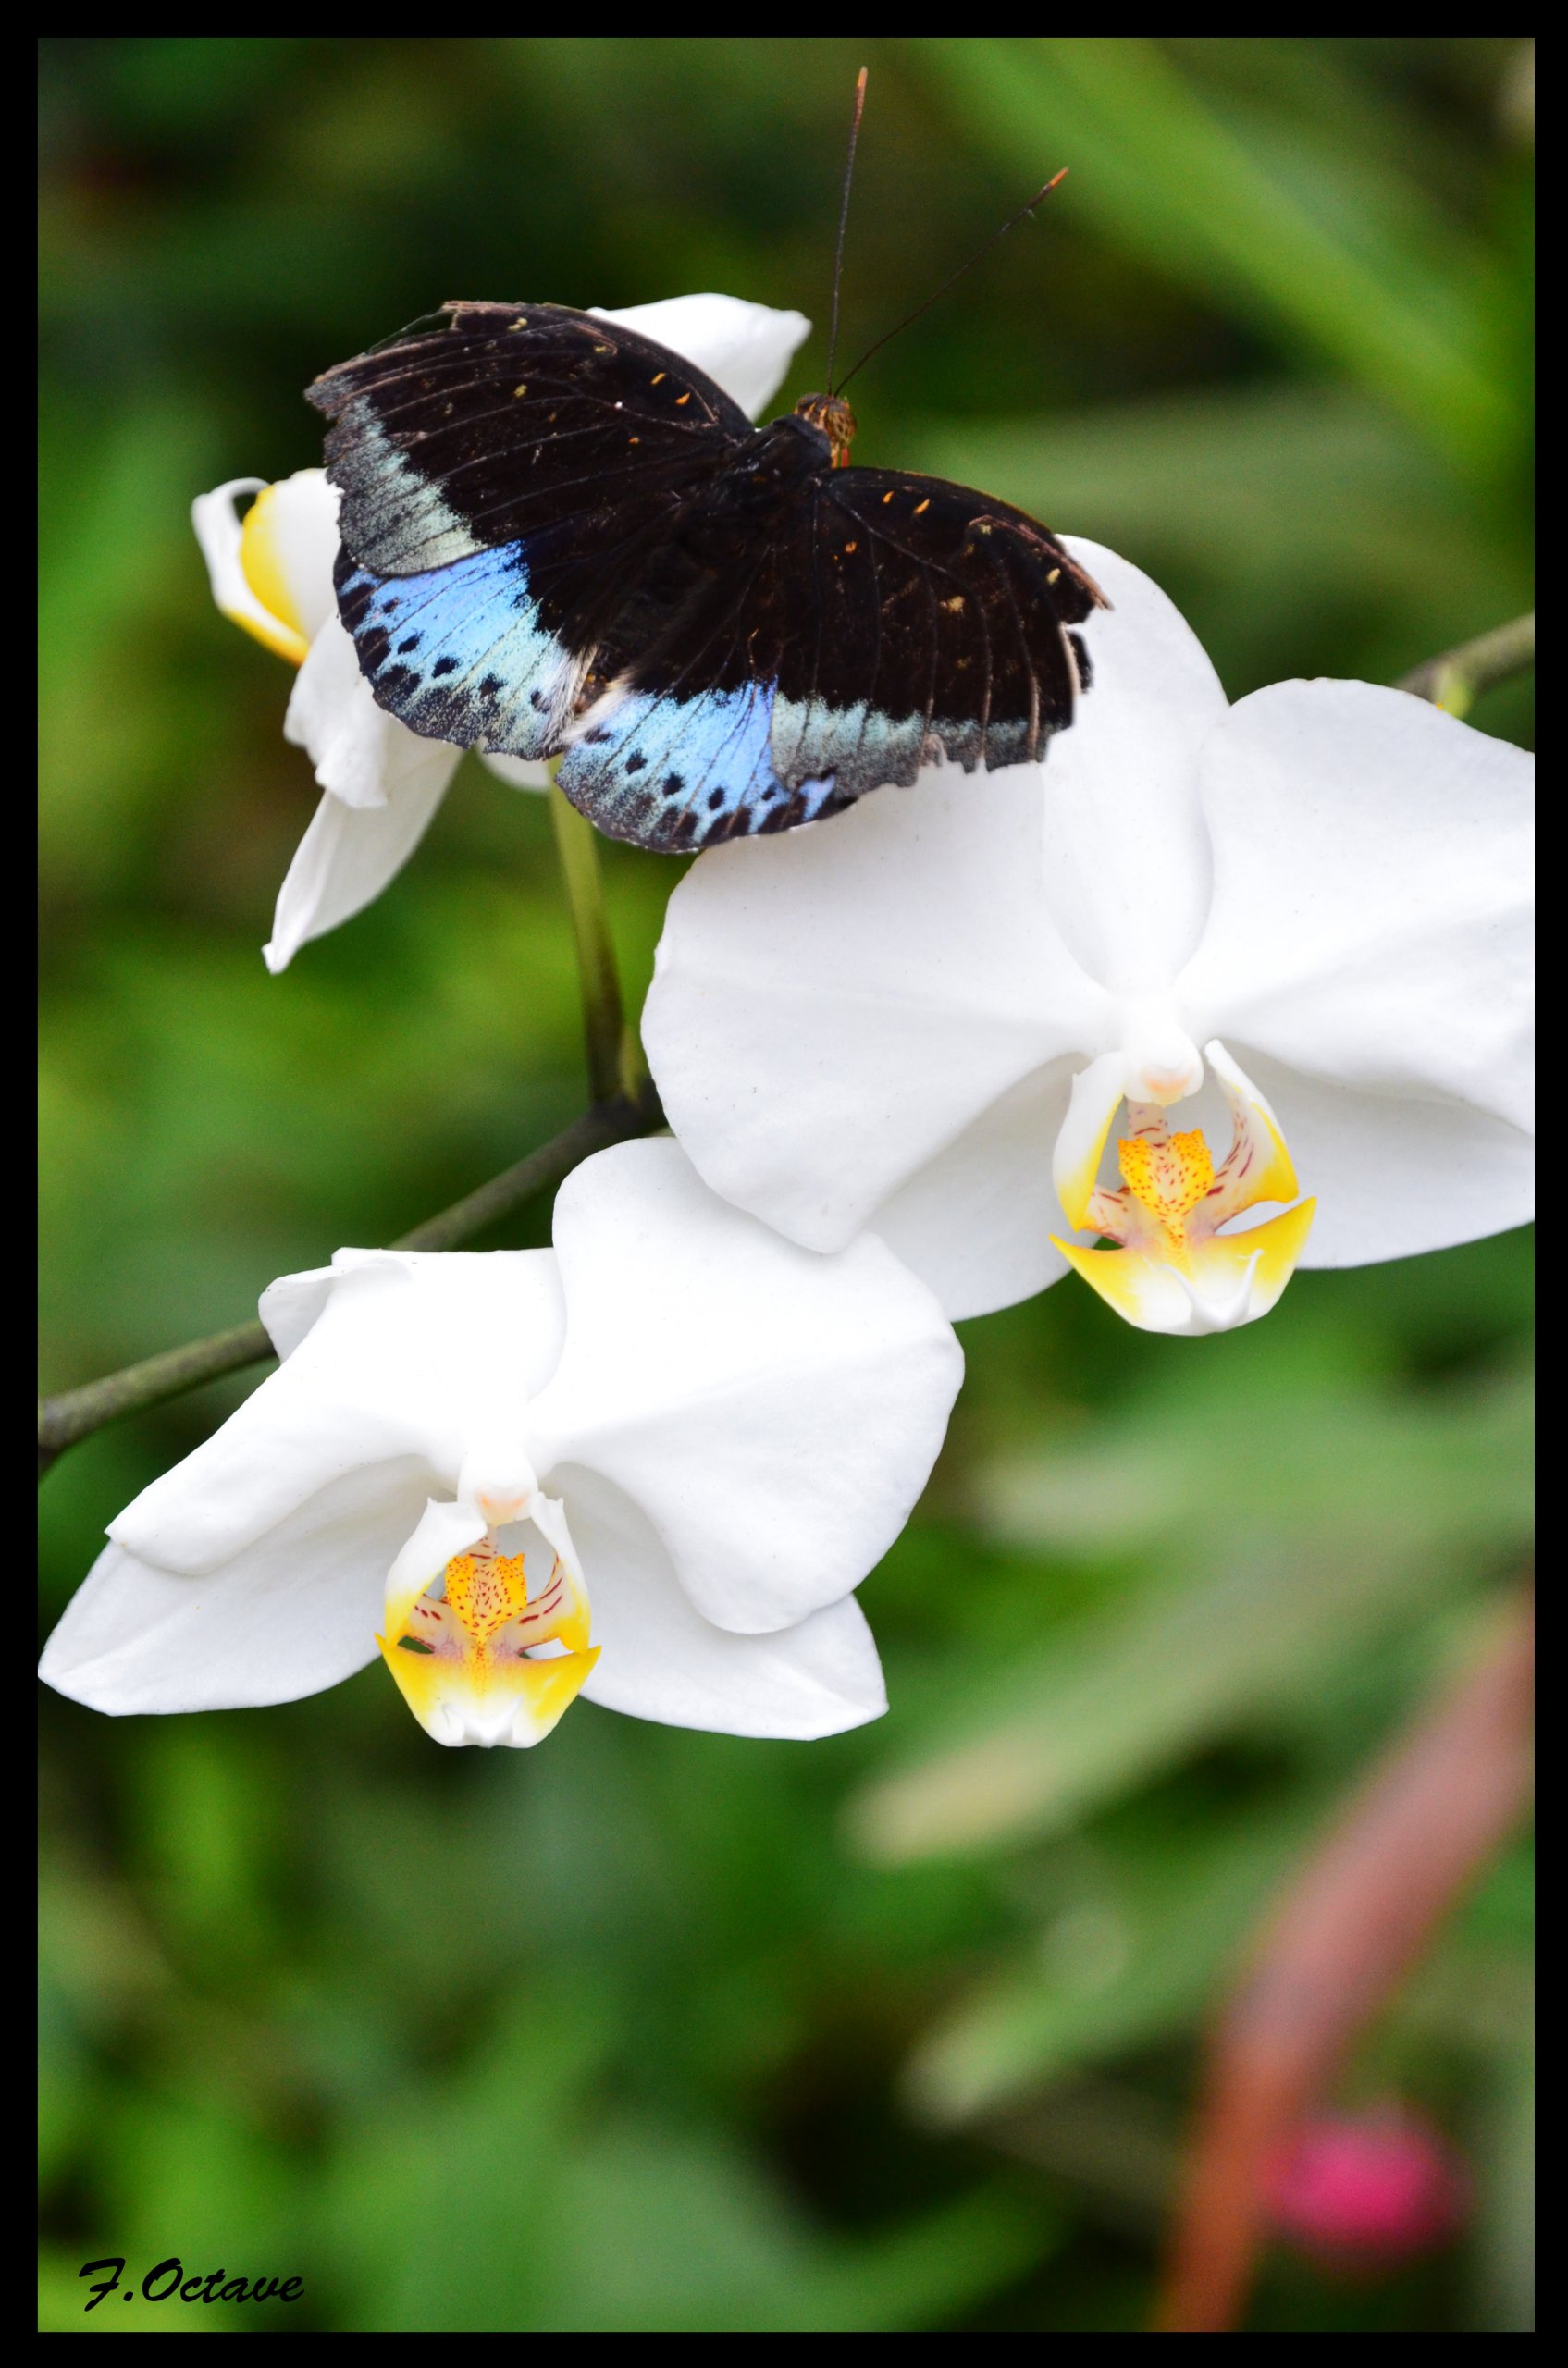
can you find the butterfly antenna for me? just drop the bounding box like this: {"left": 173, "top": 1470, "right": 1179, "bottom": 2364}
{"left": 834, "top": 167, "right": 1068, "bottom": 397}
{"left": 825, "top": 67, "right": 870, "bottom": 396}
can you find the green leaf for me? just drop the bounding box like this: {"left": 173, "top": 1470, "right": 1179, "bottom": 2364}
{"left": 850, "top": 1370, "right": 1529, "bottom": 1863}
{"left": 909, "top": 37, "right": 1514, "bottom": 468}
{"left": 904, "top": 1801, "right": 1313, "bottom": 2123}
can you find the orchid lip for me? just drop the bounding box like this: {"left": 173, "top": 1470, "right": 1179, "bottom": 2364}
{"left": 378, "top": 1520, "right": 598, "bottom": 1750}
{"left": 1051, "top": 1038, "right": 1315, "bottom": 1335}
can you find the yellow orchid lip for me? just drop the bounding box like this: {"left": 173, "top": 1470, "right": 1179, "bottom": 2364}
{"left": 377, "top": 1535, "right": 599, "bottom": 1749}
{"left": 1052, "top": 1198, "right": 1317, "bottom": 1336}
{"left": 1052, "top": 1039, "right": 1315, "bottom": 1335}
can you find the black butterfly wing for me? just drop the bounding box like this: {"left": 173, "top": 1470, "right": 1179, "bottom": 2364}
{"left": 556, "top": 462, "right": 1107, "bottom": 849}
{"left": 306, "top": 302, "right": 754, "bottom": 759}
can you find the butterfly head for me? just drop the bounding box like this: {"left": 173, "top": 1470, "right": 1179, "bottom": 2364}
{"left": 794, "top": 393, "right": 857, "bottom": 469}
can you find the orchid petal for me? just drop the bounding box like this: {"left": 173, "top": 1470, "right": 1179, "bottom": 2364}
{"left": 255, "top": 1261, "right": 340, "bottom": 1361}
{"left": 591, "top": 294, "right": 811, "bottom": 422}
{"left": 1216, "top": 1045, "right": 1532, "bottom": 1266}
{"left": 527, "top": 1140, "right": 961, "bottom": 1634}
{"left": 568, "top": 1472, "right": 885, "bottom": 1739}
{"left": 238, "top": 468, "right": 340, "bottom": 645}
{"left": 284, "top": 615, "right": 434, "bottom": 811}
{"left": 39, "top": 1457, "right": 432, "bottom": 1715}
{"left": 192, "top": 470, "right": 341, "bottom": 665}
{"left": 1037, "top": 536, "right": 1228, "bottom": 996}
{"left": 1177, "top": 679, "right": 1534, "bottom": 1256}
{"left": 479, "top": 750, "right": 552, "bottom": 793}
{"left": 870, "top": 1061, "right": 1079, "bottom": 1317}
{"left": 112, "top": 1251, "right": 564, "bottom": 1576}
{"left": 264, "top": 748, "right": 457, "bottom": 973}
{"left": 192, "top": 477, "right": 302, "bottom": 664}
{"left": 645, "top": 765, "right": 1112, "bottom": 1277}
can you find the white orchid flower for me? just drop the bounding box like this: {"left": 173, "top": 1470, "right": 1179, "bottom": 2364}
{"left": 644, "top": 542, "right": 1533, "bottom": 1333}
{"left": 192, "top": 293, "right": 812, "bottom": 972}
{"left": 41, "top": 1141, "right": 960, "bottom": 1748}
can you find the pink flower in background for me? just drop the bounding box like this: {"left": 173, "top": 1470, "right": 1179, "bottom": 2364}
{"left": 1264, "top": 2111, "right": 1469, "bottom": 2268}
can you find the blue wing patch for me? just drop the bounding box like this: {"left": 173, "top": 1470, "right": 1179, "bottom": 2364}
{"left": 335, "top": 544, "right": 585, "bottom": 760}
{"left": 557, "top": 681, "right": 845, "bottom": 849}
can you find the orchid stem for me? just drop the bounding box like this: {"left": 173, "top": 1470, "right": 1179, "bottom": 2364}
{"left": 37, "top": 1091, "right": 662, "bottom": 1475}
{"left": 1398, "top": 610, "right": 1535, "bottom": 717}
{"left": 548, "top": 773, "right": 644, "bottom": 1105}
{"left": 1152, "top": 1588, "right": 1535, "bottom": 2333}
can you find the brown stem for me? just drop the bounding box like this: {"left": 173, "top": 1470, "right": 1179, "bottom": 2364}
{"left": 1397, "top": 611, "right": 1535, "bottom": 716}
{"left": 1153, "top": 1588, "right": 1535, "bottom": 2333}
{"left": 37, "top": 1089, "right": 661, "bottom": 1474}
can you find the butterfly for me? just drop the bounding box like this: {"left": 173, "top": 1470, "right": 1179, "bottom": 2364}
{"left": 307, "top": 301, "right": 1106, "bottom": 852}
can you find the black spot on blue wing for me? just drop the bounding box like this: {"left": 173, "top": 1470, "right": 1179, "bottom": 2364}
{"left": 557, "top": 680, "right": 844, "bottom": 852}
{"left": 332, "top": 544, "right": 581, "bottom": 759}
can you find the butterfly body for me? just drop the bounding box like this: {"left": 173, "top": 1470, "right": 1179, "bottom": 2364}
{"left": 310, "top": 302, "right": 1105, "bottom": 850}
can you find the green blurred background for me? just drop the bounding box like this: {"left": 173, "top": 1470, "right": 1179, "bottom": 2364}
{"left": 39, "top": 37, "right": 1533, "bottom": 2333}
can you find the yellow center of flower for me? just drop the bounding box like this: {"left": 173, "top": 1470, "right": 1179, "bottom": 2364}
{"left": 378, "top": 1535, "right": 599, "bottom": 1749}
{"left": 441, "top": 1547, "right": 529, "bottom": 1654}
{"left": 1049, "top": 1042, "right": 1318, "bottom": 1337}
{"left": 1117, "top": 1126, "right": 1215, "bottom": 1252}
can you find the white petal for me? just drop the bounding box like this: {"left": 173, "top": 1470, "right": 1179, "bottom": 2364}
{"left": 1037, "top": 536, "right": 1228, "bottom": 995}
{"left": 264, "top": 750, "right": 456, "bottom": 973}
{"left": 479, "top": 750, "right": 552, "bottom": 793}
{"left": 191, "top": 470, "right": 341, "bottom": 665}
{"left": 528, "top": 1140, "right": 961, "bottom": 1634}
{"left": 239, "top": 467, "right": 341, "bottom": 644}
{"left": 255, "top": 1262, "right": 340, "bottom": 1361}
{"left": 591, "top": 294, "right": 811, "bottom": 421}
{"left": 568, "top": 1472, "right": 886, "bottom": 1739}
{"left": 111, "top": 1250, "right": 565, "bottom": 1576}
{"left": 254, "top": 1242, "right": 488, "bottom": 1363}
{"left": 872, "top": 1060, "right": 1078, "bottom": 1318}
{"left": 192, "top": 476, "right": 297, "bottom": 662}
{"left": 1176, "top": 680, "right": 1534, "bottom": 1255}
{"left": 645, "top": 764, "right": 1112, "bottom": 1272}
{"left": 285, "top": 616, "right": 409, "bottom": 810}
{"left": 1218, "top": 1043, "right": 1532, "bottom": 1265}
{"left": 40, "top": 1456, "right": 431, "bottom": 1715}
